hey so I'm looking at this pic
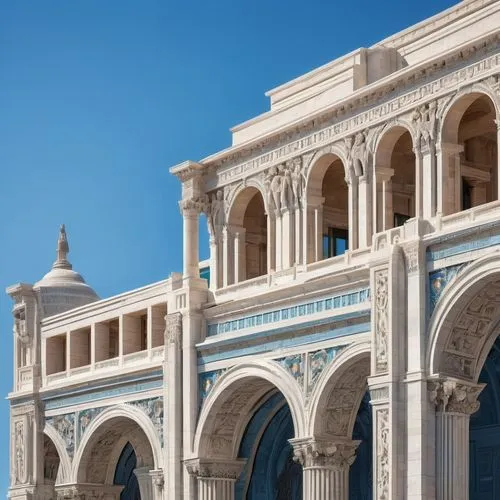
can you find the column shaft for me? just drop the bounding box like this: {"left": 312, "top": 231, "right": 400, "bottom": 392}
{"left": 303, "top": 467, "right": 348, "bottom": 500}
{"left": 183, "top": 209, "right": 199, "bottom": 279}
{"left": 198, "top": 478, "right": 235, "bottom": 500}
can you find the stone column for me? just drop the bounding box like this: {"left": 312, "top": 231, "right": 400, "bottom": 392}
{"left": 347, "top": 174, "right": 359, "bottom": 251}
{"left": 281, "top": 207, "right": 294, "bottom": 269}
{"left": 294, "top": 204, "right": 302, "bottom": 265}
{"left": 150, "top": 470, "right": 165, "bottom": 500}
{"left": 185, "top": 459, "right": 245, "bottom": 500}
{"left": 429, "top": 379, "right": 484, "bottom": 500}
{"left": 374, "top": 168, "right": 393, "bottom": 232}
{"left": 436, "top": 142, "right": 463, "bottom": 216}
{"left": 267, "top": 212, "right": 276, "bottom": 273}
{"left": 165, "top": 313, "right": 182, "bottom": 499}
{"left": 209, "top": 234, "right": 222, "bottom": 290}
{"left": 415, "top": 141, "right": 437, "bottom": 219}
{"left": 135, "top": 467, "right": 154, "bottom": 500}
{"left": 180, "top": 199, "right": 202, "bottom": 279}
{"left": 233, "top": 227, "right": 246, "bottom": 283}
{"left": 291, "top": 438, "right": 359, "bottom": 500}
{"left": 222, "top": 226, "right": 234, "bottom": 287}
{"left": 275, "top": 210, "right": 283, "bottom": 271}
{"left": 358, "top": 174, "right": 372, "bottom": 248}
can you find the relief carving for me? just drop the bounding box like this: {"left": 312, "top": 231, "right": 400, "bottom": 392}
{"left": 14, "top": 420, "right": 26, "bottom": 485}
{"left": 265, "top": 157, "right": 304, "bottom": 213}
{"left": 376, "top": 408, "right": 390, "bottom": 500}
{"left": 179, "top": 195, "right": 208, "bottom": 215}
{"left": 428, "top": 379, "right": 484, "bottom": 415}
{"left": 165, "top": 312, "right": 182, "bottom": 345}
{"left": 412, "top": 101, "right": 437, "bottom": 152}
{"left": 13, "top": 305, "right": 30, "bottom": 346}
{"left": 374, "top": 270, "right": 389, "bottom": 373}
{"left": 185, "top": 458, "right": 245, "bottom": 480}
{"left": 207, "top": 189, "right": 225, "bottom": 237}
{"left": 292, "top": 438, "right": 359, "bottom": 470}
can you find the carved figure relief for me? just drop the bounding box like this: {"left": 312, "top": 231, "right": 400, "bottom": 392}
{"left": 47, "top": 414, "right": 75, "bottom": 458}
{"left": 208, "top": 189, "right": 225, "bottom": 237}
{"left": 265, "top": 158, "right": 304, "bottom": 213}
{"left": 374, "top": 270, "right": 389, "bottom": 373}
{"left": 14, "top": 420, "right": 26, "bottom": 485}
{"left": 412, "top": 101, "right": 437, "bottom": 151}
{"left": 376, "top": 408, "right": 390, "bottom": 500}
{"left": 13, "top": 305, "right": 30, "bottom": 346}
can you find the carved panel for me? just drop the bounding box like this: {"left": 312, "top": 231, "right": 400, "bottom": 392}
{"left": 46, "top": 413, "right": 75, "bottom": 458}
{"left": 375, "top": 408, "right": 390, "bottom": 500}
{"left": 374, "top": 270, "right": 389, "bottom": 373}
{"left": 165, "top": 312, "right": 182, "bottom": 345}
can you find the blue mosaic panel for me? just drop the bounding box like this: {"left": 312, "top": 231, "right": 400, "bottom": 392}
{"left": 427, "top": 231, "right": 500, "bottom": 262}
{"left": 78, "top": 407, "right": 104, "bottom": 444}
{"left": 207, "top": 288, "right": 370, "bottom": 337}
{"left": 199, "top": 369, "right": 227, "bottom": 410}
{"left": 276, "top": 354, "right": 304, "bottom": 388}
{"left": 308, "top": 346, "right": 345, "bottom": 391}
{"left": 46, "top": 413, "right": 75, "bottom": 458}
{"left": 429, "top": 262, "right": 468, "bottom": 314}
{"left": 129, "top": 397, "right": 164, "bottom": 447}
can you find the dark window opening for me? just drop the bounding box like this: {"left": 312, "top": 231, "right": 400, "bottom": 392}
{"left": 323, "top": 228, "right": 348, "bottom": 259}
{"left": 462, "top": 177, "right": 473, "bottom": 211}
{"left": 394, "top": 213, "right": 410, "bottom": 228}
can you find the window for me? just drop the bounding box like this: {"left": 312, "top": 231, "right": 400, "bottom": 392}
{"left": 462, "top": 177, "right": 473, "bottom": 211}
{"left": 394, "top": 213, "right": 410, "bottom": 228}
{"left": 323, "top": 228, "right": 348, "bottom": 259}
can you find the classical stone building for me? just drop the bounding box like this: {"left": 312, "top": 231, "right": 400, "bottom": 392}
{"left": 7, "top": 0, "right": 500, "bottom": 498}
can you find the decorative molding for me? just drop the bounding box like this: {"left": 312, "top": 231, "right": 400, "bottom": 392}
{"left": 370, "top": 386, "right": 389, "bottom": 402}
{"left": 165, "top": 312, "right": 182, "bottom": 345}
{"left": 375, "top": 408, "right": 390, "bottom": 500}
{"left": 291, "top": 438, "right": 359, "bottom": 470}
{"left": 428, "top": 379, "right": 484, "bottom": 415}
{"left": 374, "top": 270, "right": 389, "bottom": 373}
{"left": 207, "top": 46, "right": 500, "bottom": 191}
{"left": 185, "top": 458, "right": 246, "bottom": 480}
{"left": 207, "top": 288, "right": 370, "bottom": 336}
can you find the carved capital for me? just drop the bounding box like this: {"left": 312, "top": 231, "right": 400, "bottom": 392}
{"left": 290, "top": 438, "right": 359, "bottom": 470}
{"left": 402, "top": 241, "right": 420, "bottom": 274}
{"left": 184, "top": 458, "right": 246, "bottom": 480}
{"left": 164, "top": 312, "right": 182, "bottom": 345}
{"left": 179, "top": 196, "right": 208, "bottom": 216}
{"left": 150, "top": 469, "right": 165, "bottom": 490}
{"left": 428, "top": 379, "right": 484, "bottom": 415}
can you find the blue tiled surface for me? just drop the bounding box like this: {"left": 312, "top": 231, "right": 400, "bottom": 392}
{"left": 428, "top": 262, "right": 468, "bottom": 315}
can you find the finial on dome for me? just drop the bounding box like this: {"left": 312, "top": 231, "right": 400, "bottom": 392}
{"left": 53, "top": 224, "right": 72, "bottom": 270}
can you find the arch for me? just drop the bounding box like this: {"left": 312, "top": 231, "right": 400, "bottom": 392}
{"left": 374, "top": 123, "right": 416, "bottom": 232}
{"left": 226, "top": 185, "right": 268, "bottom": 282}
{"left": 71, "top": 404, "right": 162, "bottom": 484}
{"left": 439, "top": 87, "right": 499, "bottom": 215}
{"left": 43, "top": 424, "right": 71, "bottom": 484}
{"left": 428, "top": 251, "right": 500, "bottom": 382}
{"left": 305, "top": 148, "right": 350, "bottom": 262}
{"left": 194, "top": 360, "right": 306, "bottom": 459}
{"left": 308, "top": 342, "right": 371, "bottom": 437}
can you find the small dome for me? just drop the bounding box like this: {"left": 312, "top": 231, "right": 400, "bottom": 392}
{"left": 34, "top": 225, "right": 99, "bottom": 318}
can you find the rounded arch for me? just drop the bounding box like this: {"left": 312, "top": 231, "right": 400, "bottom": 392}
{"left": 226, "top": 179, "right": 269, "bottom": 221}
{"left": 194, "top": 360, "right": 306, "bottom": 459}
{"left": 308, "top": 342, "right": 371, "bottom": 437}
{"left": 373, "top": 118, "right": 417, "bottom": 157}
{"left": 428, "top": 251, "right": 500, "bottom": 382}
{"left": 43, "top": 424, "right": 71, "bottom": 484}
{"left": 440, "top": 86, "right": 500, "bottom": 144}
{"left": 71, "top": 404, "right": 162, "bottom": 484}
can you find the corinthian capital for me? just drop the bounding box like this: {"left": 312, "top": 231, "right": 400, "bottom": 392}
{"left": 290, "top": 437, "right": 359, "bottom": 470}
{"left": 428, "top": 379, "right": 484, "bottom": 415}
{"left": 179, "top": 195, "right": 208, "bottom": 216}
{"left": 184, "top": 458, "right": 246, "bottom": 480}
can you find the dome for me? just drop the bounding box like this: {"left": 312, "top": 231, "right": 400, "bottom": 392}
{"left": 34, "top": 225, "right": 99, "bottom": 318}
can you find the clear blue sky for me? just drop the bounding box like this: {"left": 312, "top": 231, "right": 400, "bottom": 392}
{"left": 0, "top": 0, "right": 457, "bottom": 493}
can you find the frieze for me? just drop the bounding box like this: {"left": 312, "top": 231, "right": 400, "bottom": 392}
{"left": 207, "top": 288, "right": 370, "bottom": 336}
{"left": 206, "top": 45, "right": 500, "bottom": 191}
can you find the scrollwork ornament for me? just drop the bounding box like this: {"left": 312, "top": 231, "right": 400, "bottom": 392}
{"left": 374, "top": 269, "right": 389, "bottom": 373}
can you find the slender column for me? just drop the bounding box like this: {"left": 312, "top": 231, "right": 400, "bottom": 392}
{"left": 303, "top": 205, "right": 315, "bottom": 264}
{"left": 429, "top": 379, "right": 484, "bottom": 500}
{"left": 165, "top": 313, "right": 182, "bottom": 499}
{"left": 275, "top": 211, "right": 283, "bottom": 271}
{"left": 314, "top": 205, "right": 323, "bottom": 262}
{"left": 267, "top": 212, "right": 276, "bottom": 273}
{"left": 180, "top": 201, "right": 202, "bottom": 279}
{"left": 233, "top": 227, "right": 246, "bottom": 283}
{"left": 436, "top": 142, "right": 463, "bottom": 215}
{"left": 185, "top": 459, "right": 245, "bottom": 500}
{"left": 496, "top": 120, "right": 500, "bottom": 201}
{"left": 209, "top": 236, "right": 218, "bottom": 290}
{"left": 294, "top": 204, "right": 302, "bottom": 265}
{"left": 417, "top": 142, "right": 437, "bottom": 219}
{"left": 382, "top": 179, "right": 393, "bottom": 230}
{"left": 222, "top": 226, "right": 234, "bottom": 287}
{"left": 358, "top": 174, "right": 372, "bottom": 248}
{"left": 281, "top": 208, "right": 294, "bottom": 269}
{"left": 347, "top": 175, "right": 359, "bottom": 251}
{"left": 291, "top": 438, "right": 359, "bottom": 500}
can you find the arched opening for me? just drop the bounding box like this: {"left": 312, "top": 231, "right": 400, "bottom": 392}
{"left": 114, "top": 442, "right": 140, "bottom": 500}
{"left": 440, "top": 93, "right": 498, "bottom": 215}
{"left": 309, "top": 346, "right": 372, "bottom": 499}
{"left": 43, "top": 434, "right": 61, "bottom": 486}
{"left": 227, "top": 187, "right": 268, "bottom": 284}
{"left": 75, "top": 413, "right": 158, "bottom": 498}
{"left": 236, "top": 392, "right": 302, "bottom": 500}
{"left": 306, "top": 153, "right": 349, "bottom": 263}
{"left": 375, "top": 126, "right": 416, "bottom": 232}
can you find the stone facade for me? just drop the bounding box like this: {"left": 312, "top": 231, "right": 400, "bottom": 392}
{"left": 7, "top": 1, "right": 500, "bottom": 499}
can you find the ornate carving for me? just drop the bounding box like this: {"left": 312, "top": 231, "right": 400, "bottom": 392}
{"left": 179, "top": 195, "right": 208, "bottom": 215}
{"left": 441, "top": 279, "right": 500, "bottom": 379}
{"left": 46, "top": 413, "right": 75, "bottom": 458}
{"left": 13, "top": 304, "right": 30, "bottom": 346}
{"left": 291, "top": 438, "right": 359, "bottom": 470}
{"left": 402, "top": 242, "right": 420, "bottom": 274}
{"left": 428, "top": 379, "right": 484, "bottom": 415}
{"left": 78, "top": 407, "right": 104, "bottom": 442}
{"left": 165, "top": 312, "right": 182, "bottom": 345}
{"left": 374, "top": 270, "right": 389, "bottom": 373}
{"left": 207, "top": 189, "right": 225, "bottom": 236}
{"left": 14, "top": 420, "right": 26, "bottom": 485}
{"left": 276, "top": 354, "right": 304, "bottom": 389}
{"left": 265, "top": 157, "right": 304, "bottom": 213}
{"left": 412, "top": 101, "right": 437, "bottom": 152}
{"left": 128, "top": 397, "right": 164, "bottom": 446}
{"left": 346, "top": 131, "right": 369, "bottom": 177}
{"left": 376, "top": 408, "right": 390, "bottom": 500}
{"left": 185, "top": 458, "right": 245, "bottom": 480}
{"left": 150, "top": 470, "right": 165, "bottom": 490}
